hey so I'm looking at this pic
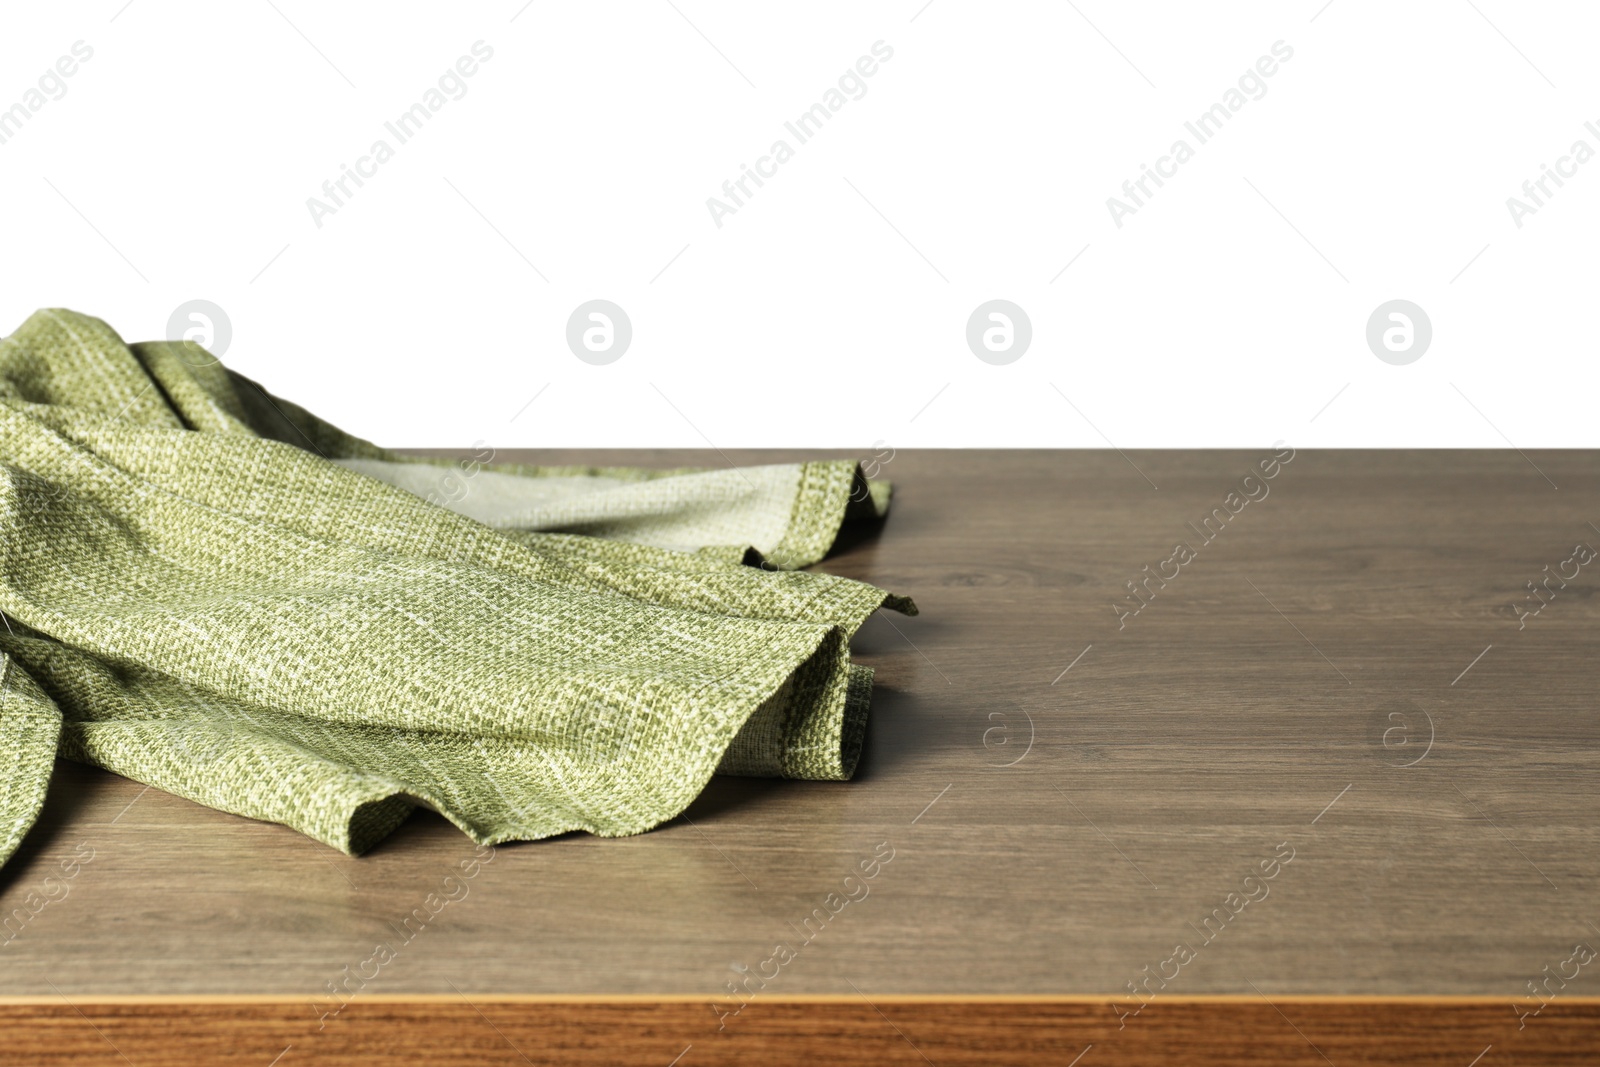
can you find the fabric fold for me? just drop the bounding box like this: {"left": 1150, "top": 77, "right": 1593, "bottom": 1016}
{"left": 0, "top": 308, "right": 914, "bottom": 863}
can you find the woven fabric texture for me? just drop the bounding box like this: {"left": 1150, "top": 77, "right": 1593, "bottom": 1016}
{"left": 0, "top": 309, "right": 913, "bottom": 869}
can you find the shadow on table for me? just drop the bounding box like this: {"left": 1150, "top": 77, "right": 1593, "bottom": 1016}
{"left": 0, "top": 760, "right": 105, "bottom": 895}
{"left": 676, "top": 681, "right": 929, "bottom": 825}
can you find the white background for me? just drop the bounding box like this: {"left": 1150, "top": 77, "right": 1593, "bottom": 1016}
{"left": 1, "top": 1, "right": 1595, "bottom": 449}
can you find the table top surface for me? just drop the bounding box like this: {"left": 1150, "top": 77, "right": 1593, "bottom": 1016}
{"left": 2, "top": 448, "right": 1596, "bottom": 998}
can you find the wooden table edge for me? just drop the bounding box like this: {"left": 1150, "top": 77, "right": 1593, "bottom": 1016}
{"left": 3, "top": 992, "right": 1599, "bottom": 1005}
{"left": 3, "top": 993, "right": 1594, "bottom": 1066}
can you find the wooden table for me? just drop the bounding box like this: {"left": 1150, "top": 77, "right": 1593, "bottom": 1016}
{"left": 3, "top": 450, "right": 1597, "bottom": 1065}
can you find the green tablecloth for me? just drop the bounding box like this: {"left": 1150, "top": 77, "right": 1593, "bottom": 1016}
{"left": 0, "top": 309, "right": 912, "bottom": 868}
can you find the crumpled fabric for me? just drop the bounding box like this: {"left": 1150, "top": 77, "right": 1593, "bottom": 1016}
{"left": 0, "top": 309, "right": 913, "bottom": 868}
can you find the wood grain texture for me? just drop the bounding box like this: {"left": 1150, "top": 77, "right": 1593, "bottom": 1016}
{"left": 1, "top": 450, "right": 1597, "bottom": 1059}
{"left": 0, "top": 998, "right": 1596, "bottom": 1066}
